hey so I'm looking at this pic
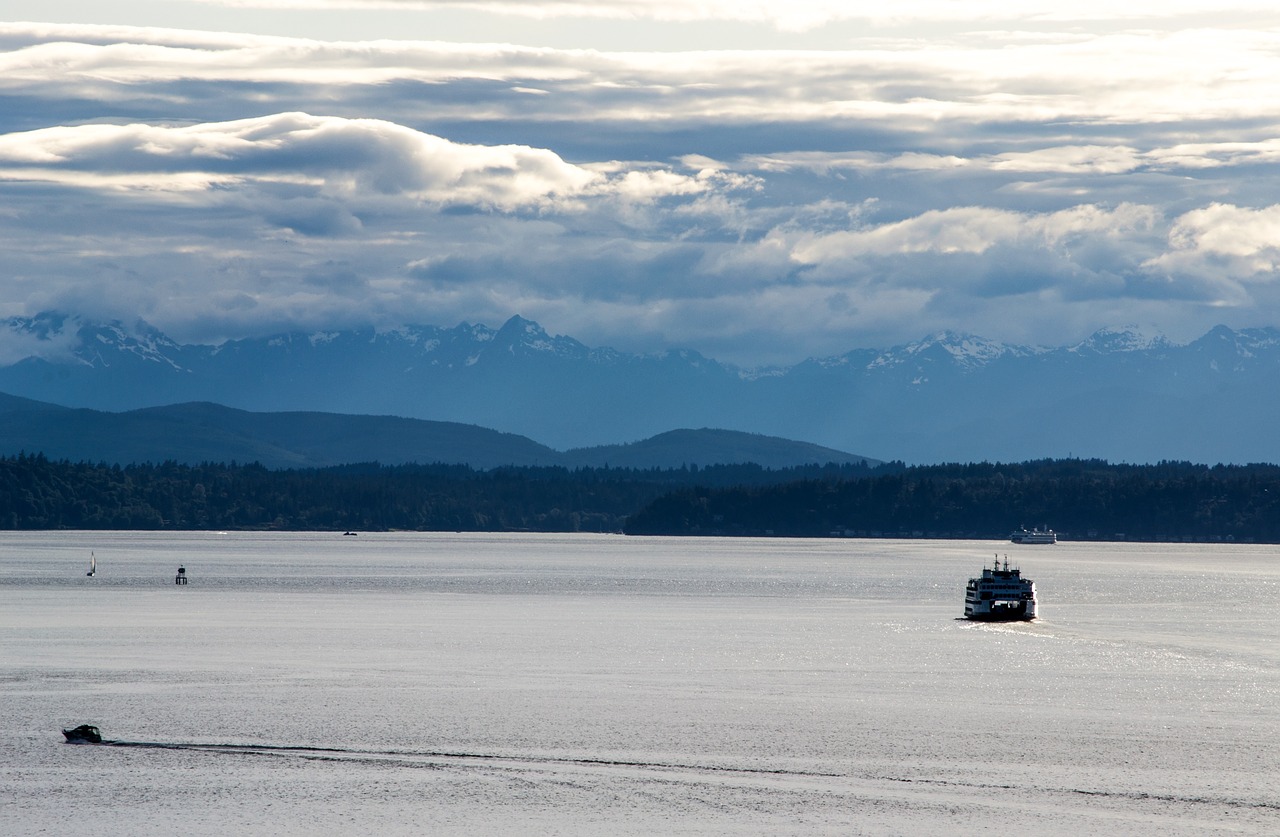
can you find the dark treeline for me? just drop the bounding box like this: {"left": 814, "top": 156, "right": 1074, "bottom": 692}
{"left": 5, "top": 453, "right": 1280, "bottom": 542}
{"left": 623, "top": 458, "right": 1280, "bottom": 542}
{"left": 0, "top": 453, "right": 880, "bottom": 532}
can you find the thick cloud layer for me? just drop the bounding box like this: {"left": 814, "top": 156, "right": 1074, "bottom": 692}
{"left": 0, "top": 114, "right": 635, "bottom": 207}
{"left": 3, "top": 10, "right": 1280, "bottom": 363}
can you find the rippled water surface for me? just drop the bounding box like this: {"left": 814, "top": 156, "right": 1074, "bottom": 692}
{"left": 3, "top": 532, "right": 1278, "bottom": 835}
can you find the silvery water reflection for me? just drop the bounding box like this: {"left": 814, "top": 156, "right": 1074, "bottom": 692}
{"left": 3, "top": 532, "right": 1277, "bottom": 835}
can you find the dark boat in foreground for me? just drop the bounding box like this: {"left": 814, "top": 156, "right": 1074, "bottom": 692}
{"left": 964, "top": 557, "right": 1038, "bottom": 621}
{"left": 62, "top": 724, "right": 103, "bottom": 744}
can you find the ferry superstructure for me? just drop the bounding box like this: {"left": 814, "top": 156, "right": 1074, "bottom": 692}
{"left": 1010, "top": 527, "right": 1057, "bottom": 544}
{"left": 964, "top": 557, "right": 1037, "bottom": 621}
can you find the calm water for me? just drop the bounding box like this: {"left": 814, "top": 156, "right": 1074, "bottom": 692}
{"left": 2, "top": 532, "right": 1277, "bottom": 835}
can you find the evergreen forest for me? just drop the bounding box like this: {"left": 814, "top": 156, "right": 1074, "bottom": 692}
{"left": 2, "top": 453, "right": 1279, "bottom": 543}
{"left": 623, "top": 459, "right": 1280, "bottom": 543}
{"left": 0, "top": 454, "right": 874, "bottom": 534}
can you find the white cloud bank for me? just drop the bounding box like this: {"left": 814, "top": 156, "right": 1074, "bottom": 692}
{"left": 6, "top": 22, "right": 1280, "bottom": 128}
{"left": 0, "top": 113, "right": 718, "bottom": 210}
{"left": 789, "top": 204, "right": 1158, "bottom": 262}
{"left": 187, "top": 1, "right": 1280, "bottom": 31}
{"left": 1149, "top": 204, "right": 1280, "bottom": 282}
{"left": 4, "top": 14, "right": 1280, "bottom": 361}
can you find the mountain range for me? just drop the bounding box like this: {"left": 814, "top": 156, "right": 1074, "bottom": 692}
{"left": 1, "top": 312, "right": 1277, "bottom": 464}
{"left": 0, "top": 394, "right": 870, "bottom": 470}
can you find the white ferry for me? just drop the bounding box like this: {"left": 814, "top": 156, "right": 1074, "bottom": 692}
{"left": 964, "top": 557, "right": 1037, "bottom": 621}
{"left": 1010, "top": 527, "right": 1057, "bottom": 544}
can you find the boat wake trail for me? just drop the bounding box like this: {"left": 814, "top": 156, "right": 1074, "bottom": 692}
{"left": 96, "top": 740, "right": 1280, "bottom": 817}
{"left": 104, "top": 739, "right": 838, "bottom": 781}
{"left": 880, "top": 774, "right": 1280, "bottom": 813}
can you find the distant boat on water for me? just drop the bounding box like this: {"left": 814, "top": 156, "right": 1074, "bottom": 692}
{"left": 1010, "top": 527, "right": 1057, "bottom": 544}
{"left": 62, "top": 724, "right": 103, "bottom": 744}
{"left": 86, "top": 551, "right": 95, "bottom": 577}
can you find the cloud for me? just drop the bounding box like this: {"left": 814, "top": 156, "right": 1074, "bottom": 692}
{"left": 746, "top": 141, "right": 1280, "bottom": 178}
{"left": 4, "top": 15, "right": 1280, "bottom": 362}
{"left": 0, "top": 317, "right": 84, "bottom": 365}
{"left": 788, "top": 204, "right": 1158, "bottom": 262}
{"left": 179, "top": 1, "right": 1280, "bottom": 31}
{"left": 1146, "top": 204, "right": 1280, "bottom": 284}
{"left": 7, "top": 22, "right": 1280, "bottom": 130}
{"left": 0, "top": 113, "right": 719, "bottom": 210}
{"left": 0, "top": 109, "right": 759, "bottom": 351}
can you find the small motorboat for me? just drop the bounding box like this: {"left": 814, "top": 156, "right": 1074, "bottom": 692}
{"left": 62, "top": 724, "right": 103, "bottom": 744}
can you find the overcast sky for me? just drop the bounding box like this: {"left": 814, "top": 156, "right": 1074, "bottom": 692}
{"left": 4, "top": 1, "right": 1280, "bottom": 364}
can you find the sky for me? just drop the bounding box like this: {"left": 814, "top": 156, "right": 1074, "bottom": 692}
{"left": 4, "top": 2, "right": 1280, "bottom": 365}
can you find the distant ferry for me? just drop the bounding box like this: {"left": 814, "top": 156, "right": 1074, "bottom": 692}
{"left": 964, "top": 557, "right": 1038, "bottom": 621}
{"left": 1010, "top": 527, "right": 1057, "bottom": 544}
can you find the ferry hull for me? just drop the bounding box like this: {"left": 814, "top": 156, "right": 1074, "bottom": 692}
{"left": 964, "top": 599, "right": 1036, "bottom": 621}
{"left": 965, "top": 609, "right": 1036, "bottom": 622}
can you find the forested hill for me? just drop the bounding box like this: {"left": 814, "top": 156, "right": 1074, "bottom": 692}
{"left": 624, "top": 459, "right": 1280, "bottom": 543}
{"left": 3, "top": 455, "right": 1279, "bottom": 542}
{"left": 0, "top": 454, "right": 877, "bottom": 533}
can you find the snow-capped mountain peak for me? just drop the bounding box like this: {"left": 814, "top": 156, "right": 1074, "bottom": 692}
{"left": 488, "top": 315, "right": 589, "bottom": 360}
{"left": 3, "top": 313, "right": 1280, "bottom": 464}
{"left": 73, "top": 318, "right": 187, "bottom": 371}
{"left": 1071, "top": 324, "right": 1171, "bottom": 354}
{"left": 868, "top": 330, "right": 1028, "bottom": 372}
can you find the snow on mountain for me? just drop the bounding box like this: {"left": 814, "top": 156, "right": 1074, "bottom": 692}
{"left": 36, "top": 315, "right": 188, "bottom": 371}
{"left": 1069, "top": 324, "right": 1173, "bottom": 355}
{"left": 488, "top": 315, "right": 589, "bottom": 360}
{"left": 867, "top": 330, "right": 1035, "bottom": 372}
{"left": 308, "top": 331, "right": 342, "bottom": 347}
{"left": 0, "top": 314, "right": 78, "bottom": 366}
{"left": 2, "top": 313, "right": 1280, "bottom": 463}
